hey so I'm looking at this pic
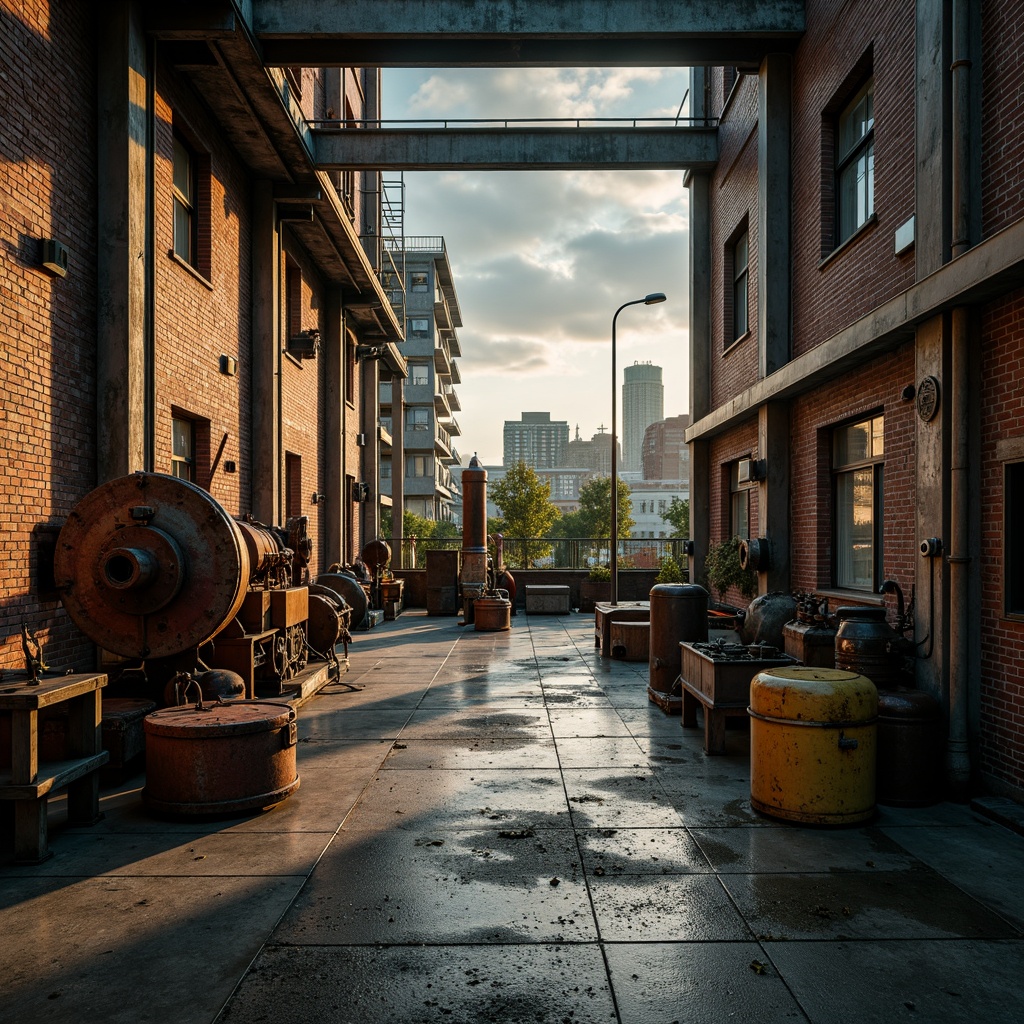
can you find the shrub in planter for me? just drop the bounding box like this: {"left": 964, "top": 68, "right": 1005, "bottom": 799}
{"left": 654, "top": 556, "right": 685, "bottom": 585}
{"left": 703, "top": 537, "right": 756, "bottom": 604}
{"left": 580, "top": 564, "right": 611, "bottom": 611}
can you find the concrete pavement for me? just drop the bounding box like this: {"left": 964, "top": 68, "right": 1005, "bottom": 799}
{"left": 3, "top": 611, "right": 1023, "bottom": 1023}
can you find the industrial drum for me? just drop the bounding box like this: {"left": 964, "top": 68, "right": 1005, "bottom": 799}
{"left": 749, "top": 666, "right": 877, "bottom": 825}
{"left": 648, "top": 583, "right": 708, "bottom": 710}
{"left": 142, "top": 701, "right": 299, "bottom": 817}
{"left": 474, "top": 592, "right": 511, "bottom": 631}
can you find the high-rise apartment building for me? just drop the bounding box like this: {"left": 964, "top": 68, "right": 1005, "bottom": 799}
{"left": 503, "top": 412, "right": 569, "bottom": 469}
{"left": 622, "top": 362, "right": 664, "bottom": 471}
{"left": 379, "top": 238, "right": 463, "bottom": 521}
{"left": 565, "top": 425, "right": 618, "bottom": 477}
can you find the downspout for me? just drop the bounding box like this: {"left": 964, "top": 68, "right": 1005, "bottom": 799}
{"left": 946, "top": 0, "right": 972, "bottom": 797}
{"left": 144, "top": 35, "right": 155, "bottom": 471}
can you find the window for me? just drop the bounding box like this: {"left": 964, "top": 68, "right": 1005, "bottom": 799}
{"left": 732, "top": 230, "right": 749, "bottom": 342}
{"left": 833, "top": 415, "right": 884, "bottom": 590}
{"left": 173, "top": 134, "right": 197, "bottom": 267}
{"left": 406, "top": 407, "right": 430, "bottom": 431}
{"left": 409, "top": 363, "right": 430, "bottom": 386}
{"left": 171, "top": 417, "right": 195, "bottom": 482}
{"left": 410, "top": 271, "right": 429, "bottom": 292}
{"left": 837, "top": 79, "right": 874, "bottom": 244}
{"left": 729, "top": 461, "right": 752, "bottom": 540}
{"left": 1006, "top": 462, "right": 1024, "bottom": 615}
{"left": 286, "top": 452, "right": 302, "bottom": 519}
{"left": 406, "top": 454, "right": 433, "bottom": 477}
{"left": 381, "top": 457, "right": 392, "bottom": 480}
{"left": 410, "top": 318, "right": 430, "bottom": 336}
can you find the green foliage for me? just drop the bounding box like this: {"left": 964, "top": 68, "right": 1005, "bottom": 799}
{"left": 703, "top": 536, "right": 756, "bottom": 602}
{"left": 576, "top": 476, "right": 634, "bottom": 539}
{"left": 654, "top": 556, "right": 686, "bottom": 584}
{"left": 489, "top": 461, "right": 560, "bottom": 567}
{"left": 662, "top": 497, "right": 690, "bottom": 538}
{"left": 588, "top": 565, "right": 612, "bottom": 581}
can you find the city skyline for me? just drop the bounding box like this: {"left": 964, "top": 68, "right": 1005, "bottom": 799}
{"left": 382, "top": 67, "right": 692, "bottom": 464}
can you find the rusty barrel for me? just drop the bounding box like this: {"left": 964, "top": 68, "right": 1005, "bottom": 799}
{"left": 749, "top": 666, "right": 877, "bottom": 825}
{"left": 648, "top": 583, "right": 708, "bottom": 697}
{"left": 474, "top": 593, "right": 511, "bottom": 631}
{"left": 143, "top": 701, "right": 299, "bottom": 817}
{"left": 834, "top": 606, "right": 900, "bottom": 689}
{"left": 876, "top": 688, "right": 942, "bottom": 806}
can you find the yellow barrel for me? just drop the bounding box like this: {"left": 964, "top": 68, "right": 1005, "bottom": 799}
{"left": 749, "top": 666, "right": 877, "bottom": 825}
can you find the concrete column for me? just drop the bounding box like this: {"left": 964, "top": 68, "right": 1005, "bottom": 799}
{"left": 391, "top": 369, "right": 406, "bottom": 563}
{"left": 757, "top": 401, "right": 790, "bottom": 593}
{"left": 96, "top": 1, "right": 148, "bottom": 481}
{"left": 323, "top": 289, "right": 344, "bottom": 565}
{"left": 688, "top": 172, "right": 711, "bottom": 423}
{"left": 915, "top": 0, "right": 950, "bottom": 276}
{"left": 251, "top": 181, "right": 279, "bottom": 522}
{"left": 757, "top": 53, "right": 792, "bottom": 379}
{"left": 360, "top": 355, "right": 381, "bottom": 545}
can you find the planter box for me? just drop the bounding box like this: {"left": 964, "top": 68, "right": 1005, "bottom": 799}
{"left": 579, "top": 580, "right": 610, "bottom": 612}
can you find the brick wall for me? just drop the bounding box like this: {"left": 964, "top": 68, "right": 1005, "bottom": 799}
{"left": 979, "top": 289, "right": 1024, "bottom": 792}
{"left": 0, "top": 2, "right": 97, "bottom": 671}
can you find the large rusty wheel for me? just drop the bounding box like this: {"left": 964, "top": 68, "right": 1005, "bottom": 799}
{"left": 55, "top": 472, "right": 250, "bottom": 659}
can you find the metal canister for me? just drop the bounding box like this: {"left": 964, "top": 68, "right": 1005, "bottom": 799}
{"left": 876, "top": 688, "right": 942, "bottom": 806}
{"left": 474, "top": 593, "right": 511, "bottom": 631}
{"left": 749, "top": 666, "right": 877, "bottom": 825}
{"left": 142, "top": 701, "right": 299, "bottom": 817}
{"left": 834, "top": 606, "right": 900, "bottom": 689}
{"left": 648, "top": 584, "right": 709, "bottom": 694}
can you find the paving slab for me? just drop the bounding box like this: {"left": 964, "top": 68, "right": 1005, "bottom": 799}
{"left": 381, "top": 736, "right": 560, "bottom": 770}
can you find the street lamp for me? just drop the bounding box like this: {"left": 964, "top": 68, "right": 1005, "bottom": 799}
{"left": 610, "top": 291, "right": 667, "bottom": 605}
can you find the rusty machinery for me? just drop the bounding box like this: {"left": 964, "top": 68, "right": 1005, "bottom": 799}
{"left": 53, "top": 472, "right": 350, "bottom": 703}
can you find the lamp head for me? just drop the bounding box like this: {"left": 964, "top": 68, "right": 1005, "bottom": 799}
{"left": 644, "top": 292, "right": 667, "bottom": 305}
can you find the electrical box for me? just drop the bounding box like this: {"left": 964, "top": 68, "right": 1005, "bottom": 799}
{"left": 41, "top": 238, "right": 70, "bottom": 277}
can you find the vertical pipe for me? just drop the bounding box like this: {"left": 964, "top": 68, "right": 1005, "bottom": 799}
{"left": 610, "top": 313, "right": 619, "bottom": 605}
{"left": 946, "top": 0, "right": 972, "bottom": 796}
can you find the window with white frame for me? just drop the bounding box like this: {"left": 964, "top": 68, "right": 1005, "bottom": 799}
{"left": 406, "top": 454, "right": 433, "bottom": 477}
{"left": 833, "top": 414, "right": 884, "bottom": 590}
{"left": 409, "top": 363, "right": 430, "bottom": 386}
{"left": 410, "top": 271, "right": 429, "bottom": 292}
{"left": 410, "top": 318, "right": 430, "bottom": 336}
{"left": 406, "top": 407, "right": 430, "bottom": 431}
{"left": 837, "top": 79, "right": 874, "bottom": 244}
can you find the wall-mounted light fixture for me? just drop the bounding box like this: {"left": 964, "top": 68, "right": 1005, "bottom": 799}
{"left": 311, "top": 491, "right": 326, "bottom": 506}
{"left": 41, "top": 238, "right": 70, "bottom": 277}
{"left": 288, "top": 329, "right": 320, "bottom": 359}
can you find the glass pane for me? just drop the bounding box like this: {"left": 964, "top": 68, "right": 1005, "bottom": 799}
{"left": 836, "top": 467, "right": 874, "bottom": 589}
{"left": 734, "top": 271, "right": 748, "bottom": 338}
{"left": 173, "top": 198, "right": 192, "bottom": 263}
{"left": 839, "top": 81, "right": 874, "bottom": 159}
{"left": 173, "top": 136, "right": 192, "bottom": 201}
{"left": 734, "top": 232, "right": 748, "bottom": 276}
{"left": 172, "top": 418, "right": 192, "bottom": 459}
{"left": 731, "top": 490, "right": 750, "bottom": 540}
{"left": 835, "top": 420, "right": 871, "bottom": 467}
{"left": 871, "top": 416, "right": 885, "bottom": 457}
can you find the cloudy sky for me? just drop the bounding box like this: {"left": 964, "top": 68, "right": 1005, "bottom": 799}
{"left": 382, "top": 68, "right": 692, "bottom": 465}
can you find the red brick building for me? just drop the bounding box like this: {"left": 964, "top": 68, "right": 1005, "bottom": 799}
{"left": 686, "top": 1, "right": 1024, "bottom": 800}
{"left": 0, "top": 2, "right": 405, "bottom": 673}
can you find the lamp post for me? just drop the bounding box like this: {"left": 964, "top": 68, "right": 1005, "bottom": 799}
{"left": 610, "top": 292, "right": 667, "bottom": 605}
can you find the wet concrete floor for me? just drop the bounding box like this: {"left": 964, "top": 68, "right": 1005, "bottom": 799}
{"left": 3, "top": 611, "right": 1023, "bottom": 1023}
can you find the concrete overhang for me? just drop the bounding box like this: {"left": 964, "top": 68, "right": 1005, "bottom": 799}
{"left": 686, "top": 217, "right": 1024, "bottom": 443}
{"left": 147, "top": 4, "right": 403, "bottom": 343}
{"left": 250, "top": 0, "right": 804, "bottom": 67}
{"left": 312, "top": 126, "right": 718, "bottom": 172}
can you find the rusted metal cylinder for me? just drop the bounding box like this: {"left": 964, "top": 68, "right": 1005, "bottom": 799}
{"left": 876, "top": 689, "right": 943, "bottom": 806}
{"left": 461, "top": 455, "right": 488, "bottom": 556}
{"left": 142, "top": 701, "right": 299, "bottom": 817}
{"left": 474, "top": 595, "right": 511, "bottom": 631}
{"left": 649, "top": 584, "right": 709, "bottom": 692}
{"left": 54, "top": 472, "right": 250, "bottom": 660}
{"left": 750, "top": 667, "right": 877, "bottom": 825}
{"left": 835, "top": 606, "right": 901, "bottom": 689}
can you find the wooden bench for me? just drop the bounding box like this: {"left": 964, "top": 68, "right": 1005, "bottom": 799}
{"left": 0, "top": 673, "right": 108, "bottom": 863}
{"left": 609, "top": 620, "right": 650, "bottom": 661}
{"left": 594, "top": 602, "right": 650, "bottom": 656}
{"left": 524, "top": 585, "right": 571, "bottom": 614}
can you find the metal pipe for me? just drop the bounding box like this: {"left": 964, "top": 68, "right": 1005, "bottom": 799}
{"left": 950, "top": 0, "right": 972, "bottom": 259}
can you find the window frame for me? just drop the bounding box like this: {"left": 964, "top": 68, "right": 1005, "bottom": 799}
{"left": 1006, "top": 460, "right": 1024, "bottom": 617}
{"left": 171, "top": 415, "right": 195, "bottom": 483}
{"left": 832, "top": 414, "right": 885, "bottom": 592}
{"left": 172, "top": 132, "right": 197, "bottom": 268}
{"left": 836, "top": 78, "right": 875, "bottom": 245}
{"left": 729, "top": 461, "right": 752, "bottom": 541}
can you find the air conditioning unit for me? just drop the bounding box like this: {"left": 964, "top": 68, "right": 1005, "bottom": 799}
{"left": 737, "top": 458, "right": 766, "bottom": 483}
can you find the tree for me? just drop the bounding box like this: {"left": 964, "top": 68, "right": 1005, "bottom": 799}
{"left": 576, "top": 476, "right": 634, "bottom": 539}
{"left": 662, "top": 496, "right": 690, "bottom": 538}
{"left": 489, "top": 461, "right": 560, "bottom": 567}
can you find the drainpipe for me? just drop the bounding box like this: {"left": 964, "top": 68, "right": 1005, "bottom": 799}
{"left": 946, "top": 0, "right": 972, "bottom": 797}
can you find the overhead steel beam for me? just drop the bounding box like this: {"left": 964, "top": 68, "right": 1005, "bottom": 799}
{"left": 250, "top": 0, "right": 804, "bottom": 67}
{"left": 312, "top": 126, "right": 718, "bottom": 171}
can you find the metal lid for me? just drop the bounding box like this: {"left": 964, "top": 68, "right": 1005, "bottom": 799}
{"left": 144, "top": 700, "right": 295, "bottom": 738}
{"left": 749, "top": 666, "right": 878, "bottom": 723}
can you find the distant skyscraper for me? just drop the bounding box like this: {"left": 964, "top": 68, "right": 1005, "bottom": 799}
{"left": 622, "top": 362, "right": 664, "bottom": 472}
{"left": 503, "top": 411, "right": 569, "bottom": 469}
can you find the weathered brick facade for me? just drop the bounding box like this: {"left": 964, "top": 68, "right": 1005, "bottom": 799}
{"left": 0, "top": 3, "right": 404, "bottom": 673}
{"left": 689, "top": 0, "right": 1024, "bottom": 800}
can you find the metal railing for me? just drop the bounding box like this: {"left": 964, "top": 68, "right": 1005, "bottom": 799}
{"left": 394, "top": 536, "right": 687, "bottom": 570}
{"left": 312, "top": 116, "right": 717, "bottom": 131}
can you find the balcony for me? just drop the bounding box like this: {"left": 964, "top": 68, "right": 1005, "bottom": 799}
{"left": 443, "top": 383, "right": 461, "bottom": 412}
{"left": 433, "top": 339, "right": 452, "bottom": 376}
{"left": 433, "top": 387, "right": 451, "bottom": 420}
{"left": 435, "top": 423, "right": 454, "bottom": 461}
{"left": 446, "top": 415, "right": 462, "bottom": 437}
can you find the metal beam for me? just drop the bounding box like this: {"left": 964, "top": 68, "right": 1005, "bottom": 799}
{"left": 312, "top": 126, "right": 718, "bottom": 171}
{"left": 250, "top": 0, "right": 804, "bottom": 67}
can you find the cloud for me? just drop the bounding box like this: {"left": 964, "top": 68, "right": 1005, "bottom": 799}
{"left": 382, "top": 68, "right": 693, "bottom": 462}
